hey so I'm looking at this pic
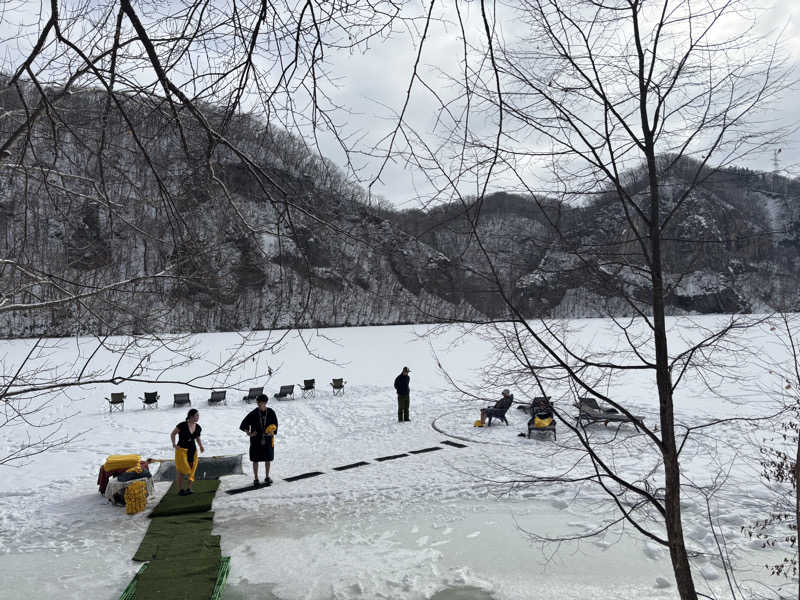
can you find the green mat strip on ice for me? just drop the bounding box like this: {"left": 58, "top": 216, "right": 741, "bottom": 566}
{"left": 148, "top": 480, "right": 220, "bottom": 517}
{"left": 211, "top": 557, "right": 231, "bottom": 600}
{"left": 118, "top": 556, "right": 231, "bottom": 600}
{"left": 120, "top": 480, "right": 230, "bottom": 600}
{"left": 119, "top": 563, "right": 148, "bottom": 600}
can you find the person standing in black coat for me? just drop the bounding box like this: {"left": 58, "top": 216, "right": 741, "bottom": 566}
{"left": 394, "top": 366, "right": 411, "bottom": 422}
{"left": 239, "top": 394, "right": 278, "bottom": 486}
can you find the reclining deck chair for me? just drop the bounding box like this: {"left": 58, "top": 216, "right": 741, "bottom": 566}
{"left": 208, "top": 390, "right": 227, "bottom": 406}
{"left": 242, "top": 387, "right": 263, "bottom": 403}
{"left": 576, "top": 396, "right": 644, "bottom": 430}
{"left": 140, "top": 391, "right": 159, "bottom": 409}
{"left": 331, "top": 378, "right": 345, "bottom": 396}
{"left": 527, "top": 396, "right": 557, "bottom": 440}
{"left": 484, "top": 394, "right": 514, "bottom": 426}
{"left": 274, "top": 384, "right": 295, "bottom": 400}
{"left": 106, "top": 392, "right": 126, "bottom": 412}
{"left": 173, "top": 393, "right": 191, "bottom": 408}
{"left": 299, "top": 379, "right": 315, "bottom": 398}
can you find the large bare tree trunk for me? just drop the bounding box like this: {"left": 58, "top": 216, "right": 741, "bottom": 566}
{"left": 647, "top": 147, "right": 698, "bottom": 600}
{"left": 796, "top": 435, "right": 800, "bottom": 600}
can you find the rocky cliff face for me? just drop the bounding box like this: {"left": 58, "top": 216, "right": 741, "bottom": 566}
{"left": 389, "top": 167, "right": 800, "bottom": 320}
{"left": 3, "top": 81, "right": 799, "bottom": 338}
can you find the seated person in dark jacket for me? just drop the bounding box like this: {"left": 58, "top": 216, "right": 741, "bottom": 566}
{"left": 480, "top": 389, "right": 514, "bottom": 425}
{"left": 240, "top": 394, "right": 278, "bottom": 486}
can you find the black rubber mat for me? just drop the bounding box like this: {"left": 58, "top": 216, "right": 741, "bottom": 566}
{"left": 332, "top": 461, "right": 370, "bottom": 471}
{"left": 155, "top": 454, "right": 244, "bottom": 482}
{"left": 408, "top": 447, "right": 443, "bottom": 454}
{"left": 374, "top": 453, "right": 409, "bottom": 462}
{"left": 441, "top": 440, "right": 467, "bottom": 448}
{"left": 225, "top": 483, "right": 269, "bottom": 495}
{"left": 283, "top": 471, "right": 325, "bottom": 482}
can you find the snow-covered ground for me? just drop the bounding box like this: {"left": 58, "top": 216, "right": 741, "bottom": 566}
{"left": 0, "top": 317, "right": 796, "bottom": 599}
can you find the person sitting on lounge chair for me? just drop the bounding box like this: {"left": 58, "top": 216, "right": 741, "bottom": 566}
{"left": 479, "top": 389, "right": 514, "bottom": 426}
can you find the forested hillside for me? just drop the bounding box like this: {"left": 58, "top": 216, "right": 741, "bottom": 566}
{"left": 3, "top": 79, "right": 800, "bottom": 338}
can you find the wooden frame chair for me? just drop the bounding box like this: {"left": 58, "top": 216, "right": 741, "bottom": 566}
{"left": 484, "top": 394, "right": 514, "bottom": 426}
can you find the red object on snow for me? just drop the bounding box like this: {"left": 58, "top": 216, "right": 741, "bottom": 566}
{"left": 97, "top": 461, "right": 148, "bottom": 494}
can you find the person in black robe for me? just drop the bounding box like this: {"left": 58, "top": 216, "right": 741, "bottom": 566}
{"left": 239, "top": 394, "right": 278, "bottom": 486}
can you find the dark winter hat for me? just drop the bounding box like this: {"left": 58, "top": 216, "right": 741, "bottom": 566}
{"left": 256, "top": 394, "right": 268, "bottom": 404}
{"left": 402, "top": 366, "right": 410, "bottom": 373}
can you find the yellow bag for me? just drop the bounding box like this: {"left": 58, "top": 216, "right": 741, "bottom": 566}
{"left": 534, "top": 416, "right": 553, "bottom": 428}
{"left": 104, "top": 454, "right": 141, "bottom": 471}
{"left": 124, "top": 480, "right": 147, "bottom": 515}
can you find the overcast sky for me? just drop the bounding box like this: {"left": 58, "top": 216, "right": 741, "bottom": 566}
{"left": 313, "top": 1, "right": 800, "bottom": 208}
{"left": 2, "top": 1, "right": 798, "bottom": 209}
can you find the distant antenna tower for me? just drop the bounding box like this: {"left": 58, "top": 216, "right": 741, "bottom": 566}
{"left": 772, "top": 148, "right": 783, "bottom": 194}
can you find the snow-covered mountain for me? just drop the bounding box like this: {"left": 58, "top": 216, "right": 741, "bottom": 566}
{"left": 3, "top": 80, "right": 799, "bottom": 337}
{"left": 395, "top": 164, "right": 800, "bottom": 319}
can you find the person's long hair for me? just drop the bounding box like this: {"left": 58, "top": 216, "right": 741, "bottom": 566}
{"left": 186, "top": 408, "right": 199, "bottom": 421}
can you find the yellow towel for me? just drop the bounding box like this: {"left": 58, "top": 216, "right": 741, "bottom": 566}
{"left": 534, "top": 416, "right": 553, "bottom": 428}
{"left": 124, "top": 480, "right": 147, "bottom": 515}
{"left": 174, "top": 447, "right": 198, "bottom": 482}
{"left": 104, "top": 454, "right": 141, "bottom": 471}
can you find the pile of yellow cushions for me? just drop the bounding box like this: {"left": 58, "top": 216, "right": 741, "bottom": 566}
{"left": 104, "top": 454, "right": 141, "bottom": 471}
{"left": 124, "top": 480, "right": 147, "bottom": 515}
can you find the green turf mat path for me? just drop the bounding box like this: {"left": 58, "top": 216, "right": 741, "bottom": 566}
{"left": 148, "top": 480, "right": 220, "bottom": 517}
{"left": 133, "top": 512, "right": 216, "bottom": 561}
{"left": 120, "top": 480, "right": 230, "bottom": 600}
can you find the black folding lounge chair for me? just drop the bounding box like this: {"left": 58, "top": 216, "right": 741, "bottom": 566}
{"left": 208, "top": 390, "right": 227, "bottom": 406}
{"left": 485, "top": 394, "right": 514, "bottom": 426}
{"left": 140, "top": 391, "right": 159, "bottom": 409}
{"left": 274, "top": 385, "right": 295, "bottom": 400}
{"left": 299, "top": 379, "right": 315, "bottom": 398}
{"left": 527, "top": 396, "right": 557, "bottom": 440}
{"left": 242, "top": 387, "right": 263, "bottom": 403}
{"left": 173, "top": 393, "right": 191, "bottom": 408}
{"left": 575, "top": 396, "right": 644, "bottom": 430}
{"left": 331, "top": 378, "right": 345, "bottom": 396}
{"left": 106, "top": 392, "right": 126, "bottom": 412}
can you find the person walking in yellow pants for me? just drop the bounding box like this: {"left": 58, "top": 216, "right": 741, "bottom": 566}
{"left": 170, "top": 408, "right": 205, "bottom": 495}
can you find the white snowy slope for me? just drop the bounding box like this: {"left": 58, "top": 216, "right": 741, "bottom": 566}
{"left": 0, "top": 317, "right": 795, "bottom": 600}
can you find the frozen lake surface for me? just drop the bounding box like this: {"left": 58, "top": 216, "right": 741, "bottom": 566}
{"left": 0, "top": 317, "right": 795, "bottom": 599}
